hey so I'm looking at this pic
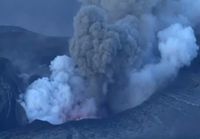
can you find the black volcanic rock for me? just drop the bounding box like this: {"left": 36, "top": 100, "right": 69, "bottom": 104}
{"left": 1, "top": 57, "right": 200, "bottom": 138}
{"left": 0, "top": 58, "right": 27, "bottom": 131}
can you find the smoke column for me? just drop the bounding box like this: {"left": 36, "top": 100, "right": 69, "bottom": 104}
{"left": 20, "top": 0, "right": 200, "bottom": 124}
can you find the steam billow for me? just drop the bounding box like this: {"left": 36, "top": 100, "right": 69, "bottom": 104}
{"left": 21, "top": 0, "right": 200, "bottom": 124}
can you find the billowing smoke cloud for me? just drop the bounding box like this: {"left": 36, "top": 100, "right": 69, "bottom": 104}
{"left": 112, "top": 23, "right": 199, "bottom": 112}
{"left": 69, "top": 6, "right": 141, "bottom": 106}
{"left": 20, "top": 0, "right": 200, "bottom": 124}
{"left": 20, "top": 56, "right": 97, "bottom": 124}
{"left": 70, "top": 6, "right": 140, "bottom": 78}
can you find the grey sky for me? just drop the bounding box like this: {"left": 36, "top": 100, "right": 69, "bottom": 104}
{"left": 0, "top": 0, "right": 79, "bottom": 36}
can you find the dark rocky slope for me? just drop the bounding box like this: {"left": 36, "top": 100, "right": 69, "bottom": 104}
{"left": 1, "top": 56, "right": 200, "bottom": 138}
{"left": 0, "top": 58, "right": 26, "bottom": 131}
{"left": 0, "top": 25, "right": 68, "bottom": 76}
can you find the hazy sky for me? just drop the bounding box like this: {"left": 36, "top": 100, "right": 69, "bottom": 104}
{"left": 0, "top": 0, "right": 79, "bottom": 36}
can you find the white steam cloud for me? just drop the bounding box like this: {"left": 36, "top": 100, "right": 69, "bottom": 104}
{"left": 126, "top": 23, "right": 198, "bottom": 110}
{"left": 20, "top": 56, "right": 97, "bottom": 124}
{"left": 20, "top": 0, "right": 200, "bottom": 124}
